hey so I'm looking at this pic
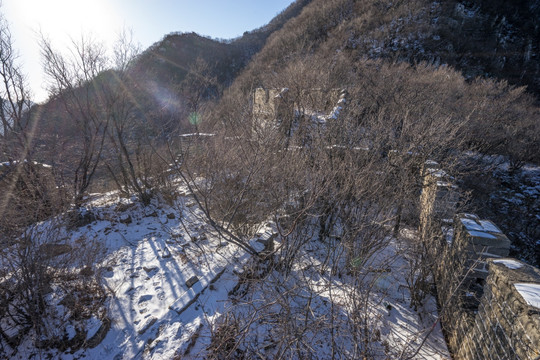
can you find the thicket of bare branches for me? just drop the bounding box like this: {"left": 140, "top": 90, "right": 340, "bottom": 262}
{"left": 166, "top": 55, "right": 492, "bottom": 357}
{"left": 0, "top": 12, "right": 108, "bottom": 355}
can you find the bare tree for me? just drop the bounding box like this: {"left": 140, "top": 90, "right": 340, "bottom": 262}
{"left": 0, "top": 9, "right": 66, "bottom": 240}
{"left": 0, "top": 11, "right": 33, "bottom": 163}
{"left": 97, "top": 31, "right": 163, "bottom": 204}
{"left": 0, "top": 219, "right": 107, "bottom": 355}
{"left": 189, "top": 56, "right": 481, "bottom": 358}
{"left": 40, "top": 34, "right": 109, "bottom": 208}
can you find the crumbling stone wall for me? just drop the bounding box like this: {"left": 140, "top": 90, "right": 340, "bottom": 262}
{"left": 457, "top": 259, "right": 540, "bottom": 360}
{"left": 420, "top": 162, "right": 540, "bottom": 359}
{"left": 437, "top": 213, "right": 513, "bottom": 356}
{"left": 252, "top": 88, "right": 293, "bottom": 130}
{"left": 252, "top": 87, "right": 347, "bottom": 134}
{"left": 419, "top": 161, "right": 458, "bottom": 244}
{"left": 298, "top": 88, "right": 344, "bottom": 113}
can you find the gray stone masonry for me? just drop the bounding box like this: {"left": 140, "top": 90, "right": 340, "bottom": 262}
{"left": 453, "top": 213, "right": 511, "bottom": 281}
{"left": 419, "top": 162, "right": 459, "bottom": 244}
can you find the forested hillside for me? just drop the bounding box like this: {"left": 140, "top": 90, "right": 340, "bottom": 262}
{"left": 234, "top": 0, "right": 540, "bottom": 97}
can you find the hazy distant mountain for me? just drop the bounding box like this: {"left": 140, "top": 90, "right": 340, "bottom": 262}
{"left": 130, "top": 0, "right": 312, "bottom": 92}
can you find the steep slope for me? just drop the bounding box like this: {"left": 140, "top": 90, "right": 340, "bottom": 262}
{"left": 233, "top": 0, "right": 540, "bottom": 98}
{"left": 215, "top": 0, "right": 539, "bottom": 267}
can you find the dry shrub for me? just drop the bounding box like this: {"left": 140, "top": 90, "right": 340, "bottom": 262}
{"left": 0, "top": 223, "right": 107, "bottom": 354}
{"left": 206, "top": 313, "right": 244, "bottom": 360}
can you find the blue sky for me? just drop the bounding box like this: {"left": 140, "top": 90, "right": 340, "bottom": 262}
{"left": 2, "top": 0, "right": 296, "bottom": 102}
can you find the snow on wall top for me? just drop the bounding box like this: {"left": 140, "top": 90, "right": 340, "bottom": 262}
{"left": 492, "top": 259, "right": 523, "bottom": 270}
{"left": 514, "top": 283, "right": 540, "bottom": 309}
{"left": 460, "top": 217, "right": 503, "bottom": 236}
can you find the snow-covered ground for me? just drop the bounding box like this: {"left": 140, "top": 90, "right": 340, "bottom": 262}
{"left": 6, "top": 186, "right": 450, "bottom": 359}
{"left": 191, "top": 229, "right": 450, "bottom": 359}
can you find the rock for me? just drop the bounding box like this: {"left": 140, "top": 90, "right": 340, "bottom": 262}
{"left": 79, "top": 266, "right": 94, "bottom": 277}
{"left": 116, "top": 202, "right": 135, "bottom": 212}
{"left": 138, "top": 294, "right": 153, "bottom": 304}
{"left": 143, "top": 266, "right": 158, "bottom": 273}
{"left": 119, "top": 214, "right": 132, "bottom": 224}
{"left": 145, "top": 210, "right": 158, "bottom": 217}
{"left": 68, "top": 210, "right": 96, "bottom": 228}
{"left": 186, "top": 276, "right": 199, "bottom": 288}
{"left": 40, "top": 243, "right": 72, "bottom": 259}
{"left": 138, "top": 317, "right": 157, "bottom": 335}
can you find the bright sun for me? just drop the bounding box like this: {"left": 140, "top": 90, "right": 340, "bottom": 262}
{"left": 4, "top": 0, "right": 123, "bottom": 101}
{"left": 17, "top": 0, "right": 119, "bottom": 47}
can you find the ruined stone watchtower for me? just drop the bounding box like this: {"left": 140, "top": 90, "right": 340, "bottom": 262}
{"left": 252, "top": 87, "right": 348, "bottom": 136}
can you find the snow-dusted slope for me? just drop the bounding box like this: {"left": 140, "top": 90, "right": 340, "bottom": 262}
{"left": 8, "top": 187, "right": 449, "bottom": 359}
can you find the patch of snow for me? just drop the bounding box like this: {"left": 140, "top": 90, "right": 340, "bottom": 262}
{"left": 85, "top": 317, "right": 102, "bottom": 340}
{"left": 4, "top": 184, "right": 452, "bottom": 359}
{"left": 461, "top": 218, "right": 501, "bottom": 236}
{"left": 428, "top": 168, "right": 448, "bottom": 178}
{"left": 66, "top": 325, "right": 77, "bottom": 340}
{"left": 478, "top": 220, "right": 501, "bottom": 233}
{"left": 436, "top": 181, "right": 457, "bottom": 188}
{"left": 467, "top": 230, "right": 497, "bottom": 239}
{"left": 460, "top": 218, "right": 484, "bottom": 231}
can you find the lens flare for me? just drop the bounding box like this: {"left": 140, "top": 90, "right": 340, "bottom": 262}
{"left": 148, "top": 81, "right": 182, "bottom": 114}
{"left": 189, "top": 112, "right": 200, "bottom": 126}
